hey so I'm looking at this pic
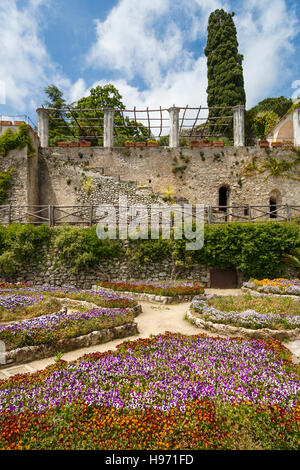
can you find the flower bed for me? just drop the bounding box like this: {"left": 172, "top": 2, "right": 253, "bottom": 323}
{"left": 0, "top": 333, "right": 299, "bottom": 449}
{"left": 0, "top": 294, "right": 62, "bottom": 323}
{"left": 243, "top": 279, "right": 300, "bottom": 296}
{"left": 0, "top": 308, "right": 134, "bottom": 352}
{"left": 189, "top": 295, "right": 300, "bottom": 332}
{"left": 0, "top": 282, "right": 33, "bottom": 289}
{"left": 97, "top": 280, "right": 204, "bottom": 297}
{"left": 0, "top": 285, "right": 137, "bottom": 309}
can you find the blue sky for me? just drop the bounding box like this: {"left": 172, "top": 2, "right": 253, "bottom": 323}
{"left": 0, "top": 0, "right": 299, "bottom": 124}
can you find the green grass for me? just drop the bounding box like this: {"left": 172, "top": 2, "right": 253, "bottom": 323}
{"left": 207, "top": 294, "right": 300, "bottom": 316}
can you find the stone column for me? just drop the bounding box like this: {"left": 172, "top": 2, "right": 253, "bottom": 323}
{"left": 292, "top": 106, "right": 300, "bottom": 148}
{"left": 37, "top": 108, "right": 49, "bottom": 148}
{"left": 168, "top": 106, "right": 180, "bottom": 148}
{"left": 103, "top": 108, "right": 115, "bottom": 148}
{"left": 233, "top": 105, "right": 245, "bottom": 147}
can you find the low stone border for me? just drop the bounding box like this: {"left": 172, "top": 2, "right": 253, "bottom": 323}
{"left": 241, "top": 286, "right": 300, "bottom": 300}
{"left": 93, "top": 286, "right": 197, "bottom": 304}
{"left": 0, "top": 321, "right": 139, "bottom": 369}
{"left": 186, "top": 306, "right": 300, "bottom": 341}
{"left": 56, "top": 297, "right": 142, "bottom": 316}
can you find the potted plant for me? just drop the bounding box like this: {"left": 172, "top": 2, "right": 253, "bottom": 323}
{"left": 271, "top": 141, "right": 282, "bottom": 148}
{"left": 80, "top": 140, "right": 91, "bottom": 147}
{"left": 282, "top": 140, "right": 293, "bottom": 148}
{"left": 258, "top": 139, "right": 269, "bottom": 148}
{"left": 125, "top": 140, "right": 134, "bottom": 147}
{"left": 58, "top": 142, "right": 69, "bottom": 148}
{"left": 135, "top": 141, "right": 146, "bottom": 147}
{"left": 147, "top": 140, "right": 158, "bottom": 147}
{"left": 14, "top": 121, "right": 26, "bottom": 126}
{"left": 213, "top": 140, "right": 224, "bottom": 147}
{"left": 202, "top": 139, "right": 212, "bottom": 147}
{"left": 190, "top": 140, "right": 200, "bottom": 148}
{"left": 69, "top": 141, "right": 80, "bottom": 148}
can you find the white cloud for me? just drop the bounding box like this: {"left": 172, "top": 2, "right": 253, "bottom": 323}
{"left": 86, "top": 56, "right": 207, "bottom": 110}
{"left": 0, "top": 0, "right": 72, "bottom": 112}
{"left": 235, "top": 0, "right": 299, "bottom": 106}
{"left": 0, "top": 0, "right": 298, "bottom": 118}
{"left": 86, "top": 0, "right": 299, "bottom": 110}
{"left": 86, "top": 0, "right": 228, "bottom": 108}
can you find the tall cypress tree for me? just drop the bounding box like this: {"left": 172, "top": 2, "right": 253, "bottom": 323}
{"left": 204, "top": 10, "right": 246, "bottom": 137}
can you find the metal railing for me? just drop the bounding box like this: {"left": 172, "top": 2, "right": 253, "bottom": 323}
{"left": 0, "top": 204, "right": 299, "bottom": 227}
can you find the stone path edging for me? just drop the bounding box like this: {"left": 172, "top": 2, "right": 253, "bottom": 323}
{"left": 0, "top": 321, "right": 139, "bottom": 369}
{"left": 241, "top": 286, "right": 300, "bottom": 300}
{"left": 56, "top": 297, "right": 142, "bottom": 316}
{"left": 0, "top": 299, "right": 142, "bottom": 369}
{"left": 186, "top": 306, "right": 300, "bottom": 341}
{"left": 93, "top": 286, "right": 197, "bottom": 304}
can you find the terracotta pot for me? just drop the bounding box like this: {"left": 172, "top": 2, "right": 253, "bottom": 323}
{"left": 135, "top": 142, "right": 146, "bottom": 147}
{"left": 80, "top": 141, "right": 91, "bottom": 147}
{"left": 258, "top": 140, "right": 269, "bottom": 147}
{"left": 282, "top": 141, "right": 293, "bottom": 148}
{"left": 69, "top": 142, "right": 80, "bottom": 148}
{"left": 213, "top": 141, "right": 224, "bottom": 147}
{"left": 58, "top": 142, "right": 69, "bottom": 148}
{"left": 190, "top": 140, "right": 200, "bottom": 148}
{"left": 14, "top": 121, "right": 26, "bottom": 125}
{"left": 271, "top": 142, "right": 282, "bottom": 148}
{"left": 125, "top": 142, "right": 134, "bottom": 147}
{"left": 202, "top": 141, "right": 212, "bottom": 147}
{"left": 0, "top": 121, "right": 12, "bottom": 126}
{"left": 147, "top": 142, "right": 158, "bottom": 147}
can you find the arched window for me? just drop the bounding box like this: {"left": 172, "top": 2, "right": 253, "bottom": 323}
{"left": 269, "top": 190, "right": 281, "bottom": 219}
{"left": 218, "top": 185, "right": 230, "bottom": 221}
{"left": 270, "top": 196, "right": 277, "bottom": 218}
{"left": 219, "top": 186, "right": 229, "bottom": 211}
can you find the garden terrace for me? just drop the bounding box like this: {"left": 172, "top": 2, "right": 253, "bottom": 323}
{"left": 0, "top": 333, "right": 299, "bottom": 450}
{"left": 190, "top": 295, "right": 300, "bottom": 331}
{"left": 0, "top": 307, "right": 135, "bottom": 352}
{"left": 0, "top": 293, "right": 62, "bottom": 323}
{"left": 0, "top": 286, "right": 138, "bottom": 310}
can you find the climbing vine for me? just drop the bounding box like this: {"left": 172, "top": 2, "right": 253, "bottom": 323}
{"left": 0, "top": 124, "right": 35, "bottom": 158}
{"left": 0, "top": 167, "right": 17, "bottom": 204}
{"left": 241, "top": 151, "right": 300, "bottom": 181}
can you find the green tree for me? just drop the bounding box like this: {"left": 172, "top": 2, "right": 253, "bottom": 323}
{"left": 43, "top": 83, "right": 149, "bottom": 146}
{"left": 73, "top": 84, "right": 148, "bottom": 145}
{"left": 43, "top": 85, "right": 70, "bottom": 146}
{"left": 252, "top": 111, "right": 279, "bottom": 140}
{"left": 205, "top": 9, "right": 246, "bottom": 137}
{"left": 245, "top": 96, "right": 292, "bottom": 144}
{"left": 250, "top": 96, "right": 293, "bottom": 118}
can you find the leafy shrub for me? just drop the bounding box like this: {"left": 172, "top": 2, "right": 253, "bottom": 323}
{"left": 0, "top": 167, "right": 16, "bottom": 204}
{"left": 54, "top": 226, "right": 123, "bottom": 273}
{"left": 0, "top": 124, "right": 35, "bottom": 158}
{"left": 127, "top": 222, "right": 300, "bottom": 279}
{"left": 0, "top": 223, "right": 51, "bottom": 275}
{"left": 195, "top": 222, "right": 300, "bottom": 279}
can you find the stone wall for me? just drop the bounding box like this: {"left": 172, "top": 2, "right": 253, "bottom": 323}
{"left": 39, "top": 146, "right": 300, "bottom": 207}
{"left": 1, "top": 246, "right": 211, "bottom": 289}
{"left": 0, "top": 124, "right": 40, "bottom": 208}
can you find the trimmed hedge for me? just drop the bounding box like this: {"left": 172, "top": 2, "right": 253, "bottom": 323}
{"left": 0, "top": 222, "right": 298, "bottom": 279}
